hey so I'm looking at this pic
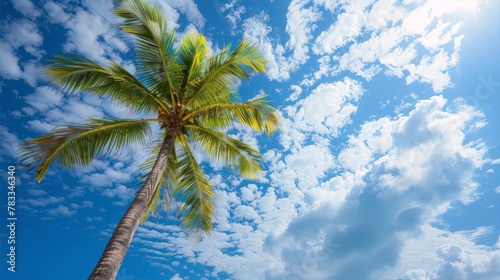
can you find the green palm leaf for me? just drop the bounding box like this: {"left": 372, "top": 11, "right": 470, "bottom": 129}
{"left": 45, "top": 54, "right": 167, "bottom": 114}
{"left": 186, "top": 124, "right": 262, "bottom": 179}
{"left": 187, "top": 95, "right": 281, "bottom": 135}
{"left": 183, "top": 40, "right": 267, "bottom": 110}
{"left": 19, "top": 118, "right": 154, "bottom": 182}
{"left": 115, "top": 0, "right": 181, "bottom": 105}
{"left": 179, "top": 30, "right": 209, "bottom": 100}
{"left": 175, "top": 135, "right": 214, "bottom": 234}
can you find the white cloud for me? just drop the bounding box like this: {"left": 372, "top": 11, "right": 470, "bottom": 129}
{"left": 387, "top": 225, "right": 500, "bottom": 280}
{"left": 24, "top": 86, "right": 62, "bottom": 112}
{"left": 457, "top": 226, "right": 495, "bottom": 243}
{"left": 277, "top": 77, "right": 364, "bottom": 165}
{"left": 165, "top": 0, "right": 205, "bottom": 29}
{"left": 0, "top": 126, "right": 21, "bottom": 159}
{"left": 80, "top": 168, "right": 131, "bottom": 190}
{"left": 286, "top": 84, "right": 303, "bottom": 102}
{"left": 0, "top": 19, "right": 43, "bottom": 85}
{"left": 263, "top": 96, "right": 488, "bottom": 279}
{"left": 269, "top": 143, "right": 335, "bottom": 193}
{"left": 240, "top": 184, "right": 260, "bottom": 202}
{"left": 11, "top": 0, "right": 41, "bottom": 18}
{"left": 170, "top": 273, "right": 183, "bottom": 280}
{"left": 313, "top": 11, "right": 361, "bottom": 55}
{"left": 26, "top": 120, "right": 56, "bottom": 133}
{"left": 286, "top": 0, "right": 321, "bottom": 64}
{"left": 309, "top": 0, "right": 466, "bottom": 92}
{"left": 285, "top": 77, "right": 364, "bottom": 136}
{"left": 2, "top": 19, "right": 43, "bottom": 55}
{"left": 21, "top": 196, "right": 65, "bottom": 207}
{"left": 242, "top": 12, "right": 291, "bottom": 82}
{"left": 62, "top": 8, "right": 124, "bottom": 64}
{"left": 338, "top": 117, "right": 393, "bottom": 171}
{"left": 0, "top": 42, "right": 23, "bottom": 80}
{"left": 43, "top": 1, "right": 71, "bottom": 24}
{"left": 239, "top": 0, "right": 324, "bottom": 82}
{"left": 27, "top": 189, "right": 48, "bottom": 196}
{"left": 43, "top": 97, "right": 105, "bottom": 124}
{"left": 233, "top": 205, "right": 261, "bottom": 222}
{"left": 220, "top": 0, "right": 246, "bottom": 34}
{"left": 101, "top": 185, "right": 136, "bottom": 202}
{"left": 48, "top": 205, "right": 76, "bottom": 217}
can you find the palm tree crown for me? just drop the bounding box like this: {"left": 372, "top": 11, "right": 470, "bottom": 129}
{"left": 19, "top": 0, "right": 280, "bottom": 278}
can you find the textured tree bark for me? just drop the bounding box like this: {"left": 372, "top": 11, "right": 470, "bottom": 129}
{"left": 88, "top": 134, "right": 173, "bottom": 280}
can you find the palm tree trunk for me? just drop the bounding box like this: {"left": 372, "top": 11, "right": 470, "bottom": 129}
{"left": 88, "top": 134, "right": 174, "bottom": 280}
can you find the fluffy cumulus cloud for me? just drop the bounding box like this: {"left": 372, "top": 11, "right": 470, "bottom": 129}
{"left": 238, "top": 0, "right": 464, "bottom": 91}
{"left": 0, "top": 126, "right": 22, "bottom": 159}
{"left": 48, "top": 204, "right": 77, "bottom": 217}
{"left": 285, "top": 0, "right": 321, "bottom": 65}
{"left": 219, "top": 0, "right": 246, "bottom": 34}
{"left": 242, "top": 12, "right": 292, "bottom": 81}
{"left": 11, "top": 0, "right": 40, "bottom": 18}
{"left": 312, "top": 0, "right": 464, "bottom": 91}
{"left": 57, "top": 4, "right": 128, "bottom": 65}
{"left": 239, "top": 0, "right": 323, "bottom": 82}
{"left": 101, "top": 185, "right": 136, "bottom": 204}
{"left": 284, "top": 77, "right": 364, "bottom": 136}
{"left": 24, "top": 86, "right": 62, "bottom": 112}
{"left": 0, "top": 18, "right": 43, "bottom": 86}
{"left": 264, "top": 96, "right": 489, "bottom": 280}
{"left": 389, "top": 226, "right": 500, "bottom": 280}
{"left": 164, "top": 0, "right": 205, "bottom": 29}
{"left": 43, "top": 0, "right": 202, "bottom": 66}
{"left": 170, "top": 274, "right": 183, "bottom": 280}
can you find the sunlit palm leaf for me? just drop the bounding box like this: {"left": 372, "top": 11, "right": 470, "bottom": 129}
{"left": 45, "top": 54, "right": 166, "bottom": 114}
{"left": 186, "top": 124, "right": 261, "bottom": 179}
{"left": 175, "top": 136, "right": 214, "bottom": 234}
{"left": 188, "top": 95, "right": 280, "bottom": 135}
{"left": 179, "top": 31, "right": 209, "bottom": 100}
{"left": 19, "top": 118, "right": 154, "bottom": 182}
{"left": 115, "top": 0, "right": 181, "bottom": 105}
{"left": 183, "top": 40, "right": 267, "bottom": 110}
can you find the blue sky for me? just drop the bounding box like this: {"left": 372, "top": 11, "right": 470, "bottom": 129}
{"left": 1, "top": 0, "right": 499, "bottom": 279}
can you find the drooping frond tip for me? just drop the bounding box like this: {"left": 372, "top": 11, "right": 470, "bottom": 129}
{"left": 18, "top": 118, "right": 153, "bottom": 183}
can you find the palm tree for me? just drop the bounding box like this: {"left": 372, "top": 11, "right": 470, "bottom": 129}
{"left": 19, "top": 0, "right": 280, "bottom": 279}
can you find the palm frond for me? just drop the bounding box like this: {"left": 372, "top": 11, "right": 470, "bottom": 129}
{"left": 19, "top": 118, "right": 154, "bottom": 182}
{"left": 183, "top": 40, "right": 267, "bottom": 110}
{"left": 175, "top": 136, "right": 215, "bottom": 234}
{"left": 45, "top": 54, "right": 166, "bottom": 114}
{"left": 178, "top": 31, "right": 209, "bottom": 101}
{"left": 187, "top": 95, "right": 281, "bottom": 135}
{"left": 136, "top": 133, "right": 179, "bottom": 223}
{"left": 115, "top": 0, "right": 182, "bottom": 105}
{"left": 186, "top": 124, "right": 262, "bottom": 179}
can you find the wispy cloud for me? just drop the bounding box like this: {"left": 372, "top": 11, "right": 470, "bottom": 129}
{"left": 0, "top": 18, "right": 43, "bottom": 86}
{"left": 11, "top": 0, "right": 41, "bottom": 18}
